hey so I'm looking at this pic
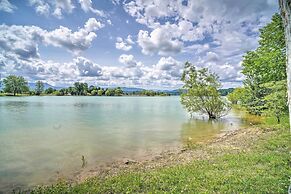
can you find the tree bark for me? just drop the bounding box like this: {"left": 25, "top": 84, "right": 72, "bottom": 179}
{"left": 279, "top": 0, "right": 291, "bottom": 129}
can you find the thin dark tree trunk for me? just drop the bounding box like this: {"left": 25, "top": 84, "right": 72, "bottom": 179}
{"left": 279, "top": 0, "right": 291, "bottom": 129}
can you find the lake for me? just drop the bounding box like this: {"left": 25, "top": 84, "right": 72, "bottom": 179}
{"left": 0, "top": 96, "right": 250, "bottom": 191}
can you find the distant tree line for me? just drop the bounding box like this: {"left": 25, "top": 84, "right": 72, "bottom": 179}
{"left": 218, "top": 88, "right": 234, "bottom": 96}
{"left": 0, "top": 76, "right": 172, "bottom": 97}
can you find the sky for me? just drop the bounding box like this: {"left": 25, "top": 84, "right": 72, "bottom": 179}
{"left": 0, "top": 0, "right": 278, "bottom": 89}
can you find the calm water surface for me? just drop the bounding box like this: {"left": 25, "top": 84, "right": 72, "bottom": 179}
{"left": 0, "top": 96, "right": 250, "bottom": 191}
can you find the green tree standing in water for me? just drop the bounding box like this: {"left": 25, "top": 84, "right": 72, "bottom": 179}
{"left": 180, "top": 62, "right": 230, "bottom": 119}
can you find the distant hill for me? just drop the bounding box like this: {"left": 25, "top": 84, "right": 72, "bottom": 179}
{"left": 154, "top": 89, "right": 182, "bottom": 95}
{"left": 218, "top": 88, "right": 234, "bottom": 96}
{"left": 121, "top": 87, "right": 181, "bottom": 95}
{"left": 120, "top": 87, "right": 145, "bottom": 93}
{"left": 28, "top": 83, "right": 61, "bottom": 90}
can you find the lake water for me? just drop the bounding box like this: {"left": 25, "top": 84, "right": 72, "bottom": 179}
{"left": 0, "top": 96, "right": 250, "bottom": 191}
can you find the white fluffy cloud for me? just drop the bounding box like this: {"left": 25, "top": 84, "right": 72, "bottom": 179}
{"left": 45, "top": 18, "right": 103, "bottom": 54}
{"left": 123, "top": 0, "right": 277, "bottom": 86}
{"left": 0, "top": 0, "right": 278, "bottom": 88}
{"left": 115, "top": 35, "right": 134, "bottom": 51}
{"left": 0, "top": 0, "right": 17, "bottom": 13}
{"left": 27, "top": 0, "right": 107, "bottom": 18}
{"left": 0, "top": 18, "right": 104, "bottom": 58}
{"left": 137, "top": 27, "right": 183, "bottom": 56}
{"left": 28, "top": 0, "right": 75, "bottom": 18}
{"left": 0, "top": 25, "right": 44, "bottom": 59}
{"left": 118, "top": 54, "right": 138, "bottom": 68}
{"left": 74, "top": 57, "right": 102, "bottom": 77}
{"left": 79, "top": 0, "right": 106, "bottom": 17}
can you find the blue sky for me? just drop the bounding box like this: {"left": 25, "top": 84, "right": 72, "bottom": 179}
{"left": 0, "top": 0, "right": 278, "bottom": 89}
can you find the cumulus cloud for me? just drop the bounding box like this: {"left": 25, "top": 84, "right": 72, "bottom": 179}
{"left": 150, "top": 57, "right": 183, "bottom": 80}
{"left": 28, "top": 0, "right": 50, "bottom": 16}
{"left": 74, "top": 57, "right": 102, "bottom": 77}
{"left": 122, "top": 0, "right": 277, "bottom": 86}
{"left": 115, "top": 35, "right": 134, "bottom": 51}
{"left": 0, "top": 18, "right": 104, "bottom": 58}
{"left": 0, "top": 0, "right": 278, "bottom": 88}
{"left": 0, "top": 25, "right": 44, "bottom": 59}
{"left": 118, "top": 54, "right": 139, "bottom": 68}
{"left": 137, "top": 27, "right": 183, "bottom": 56}
{"left": 28, "top": 0, "right": 74, "bottom": 18}
{"left": 0, "top": 0, "right": 17, "bottom": 13}
{"left": 79, "top": 0, "right": 106, "bottom": 17}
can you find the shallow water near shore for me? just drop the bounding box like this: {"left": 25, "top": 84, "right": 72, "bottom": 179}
{"left": 0, "top": 96, "right": 254, "bottom": 192}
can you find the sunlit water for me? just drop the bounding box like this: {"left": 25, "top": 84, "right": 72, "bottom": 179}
{"left": 0, "top": 96, "right": 252, "bottom": 192}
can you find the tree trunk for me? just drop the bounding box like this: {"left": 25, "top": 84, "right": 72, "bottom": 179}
{"left": 277, "top": 116, "right": 281, "bottom": 124}
{"left": 279, "top": 0, "right": 291, "bottom": 129}
{"left": 208, "top": 113, "right": 217, "bottom": 120}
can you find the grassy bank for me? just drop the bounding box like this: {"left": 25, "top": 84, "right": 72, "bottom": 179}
{"left": 30, "top": 117, "right": 290, "bottom": 193}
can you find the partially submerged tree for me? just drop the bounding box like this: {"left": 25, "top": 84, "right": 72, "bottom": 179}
{"left": 3, "top": 75, "right": 29, "bottom": 96}
{"left": 279, "top": 0, "right": 291, "bottom": 127}
{"left": 180, "top": 62, "right": 231, "bottom": 119}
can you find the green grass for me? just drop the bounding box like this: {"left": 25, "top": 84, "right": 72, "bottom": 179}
{"left": 31, "top": 124, "right": 290, "bottom": 193}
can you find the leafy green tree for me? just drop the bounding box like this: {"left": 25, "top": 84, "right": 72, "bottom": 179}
{"left": 227, "top": 88, "right": 246, "bottom": 105}
{"left": 263, "top": 80, "right": 288, "bottom": 123}
{"left": 3, "top": 75, "right": 29, "bottom": 96}
{"left": 114, "top": 87, "right": 123, "bottom": 96}
{"left": 59, "top": 88, "right": 67, "bottom": 96}
{"left": 241, "top": 13, "right": 286, "bottom": 115}
{"left": 74, "top": 82, "right": 88, "bottom": 95}
{"left": 45, "top": 87, "right": 56, "bottom": 94}
{"left": 105, "top": 89, "right": 115, "bottom": 96}
{"left": 91, "top": 90, "right": 98, "bottom": 96}
{"left": 52, "top": 90, "right": 62, "bottom": 96}
{"left": 97, "top": 89, "right": 103, "bottom": 96}
{"left": 180, "top": 62, "right": 230, "bottom": 119}
{"left": 88, "top": 85, "right": 97, "bottom": 94}
{"left": 35, "top": 81, "right": 44, "bottom": 95}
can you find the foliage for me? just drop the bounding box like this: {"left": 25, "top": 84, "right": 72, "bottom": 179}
{"left": 97, "top": 89, "right": 103, "bottom": 96}
{"left": 242, "top": 13, "right": 286, "bottom": 83}
{"left": 262, "top": 80, "right": 288, "bottom": 123}
{"left": 105, "top": 89, "right": 115, "bottom": 96}
{"left": 35, "top": 81, "right": 44, "bottom": 95}
{"left": 114, "top": 87, "right": 123, "bottom": 96}
{"left": 218, "top": 88, "right": 234, "bottom": 96}
{"left": 3, "top": 75, "right": 29, "bottom": 96}
{"left": 180, "top": 62, "right": 230, "bottom": 119}
{"left": 45, "top": 87, "right": 56, "bottom": 94}
{"left": 74, "top": 82, "right": 88, "bottom": 96}
{"left": 241, "top": 13, "right": 286, "bottom": 116}
{"left": 1, "top": 75, "right": 175, "bottom": 97}
{"left": 135, "top": 90, "right": 170, "bottom": 96}
{"left": 91, "top": 90, "right": 98, "bottom": 96}
{"left": 227, "top": 88, "right": 246, "bottom": 104}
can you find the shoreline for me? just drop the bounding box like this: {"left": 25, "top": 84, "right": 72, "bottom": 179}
{"left": 10, "top": 124, "right": 288, "bottom": 193}
{"left": 42, "top": 127, "right": 249, "bottom": 187}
